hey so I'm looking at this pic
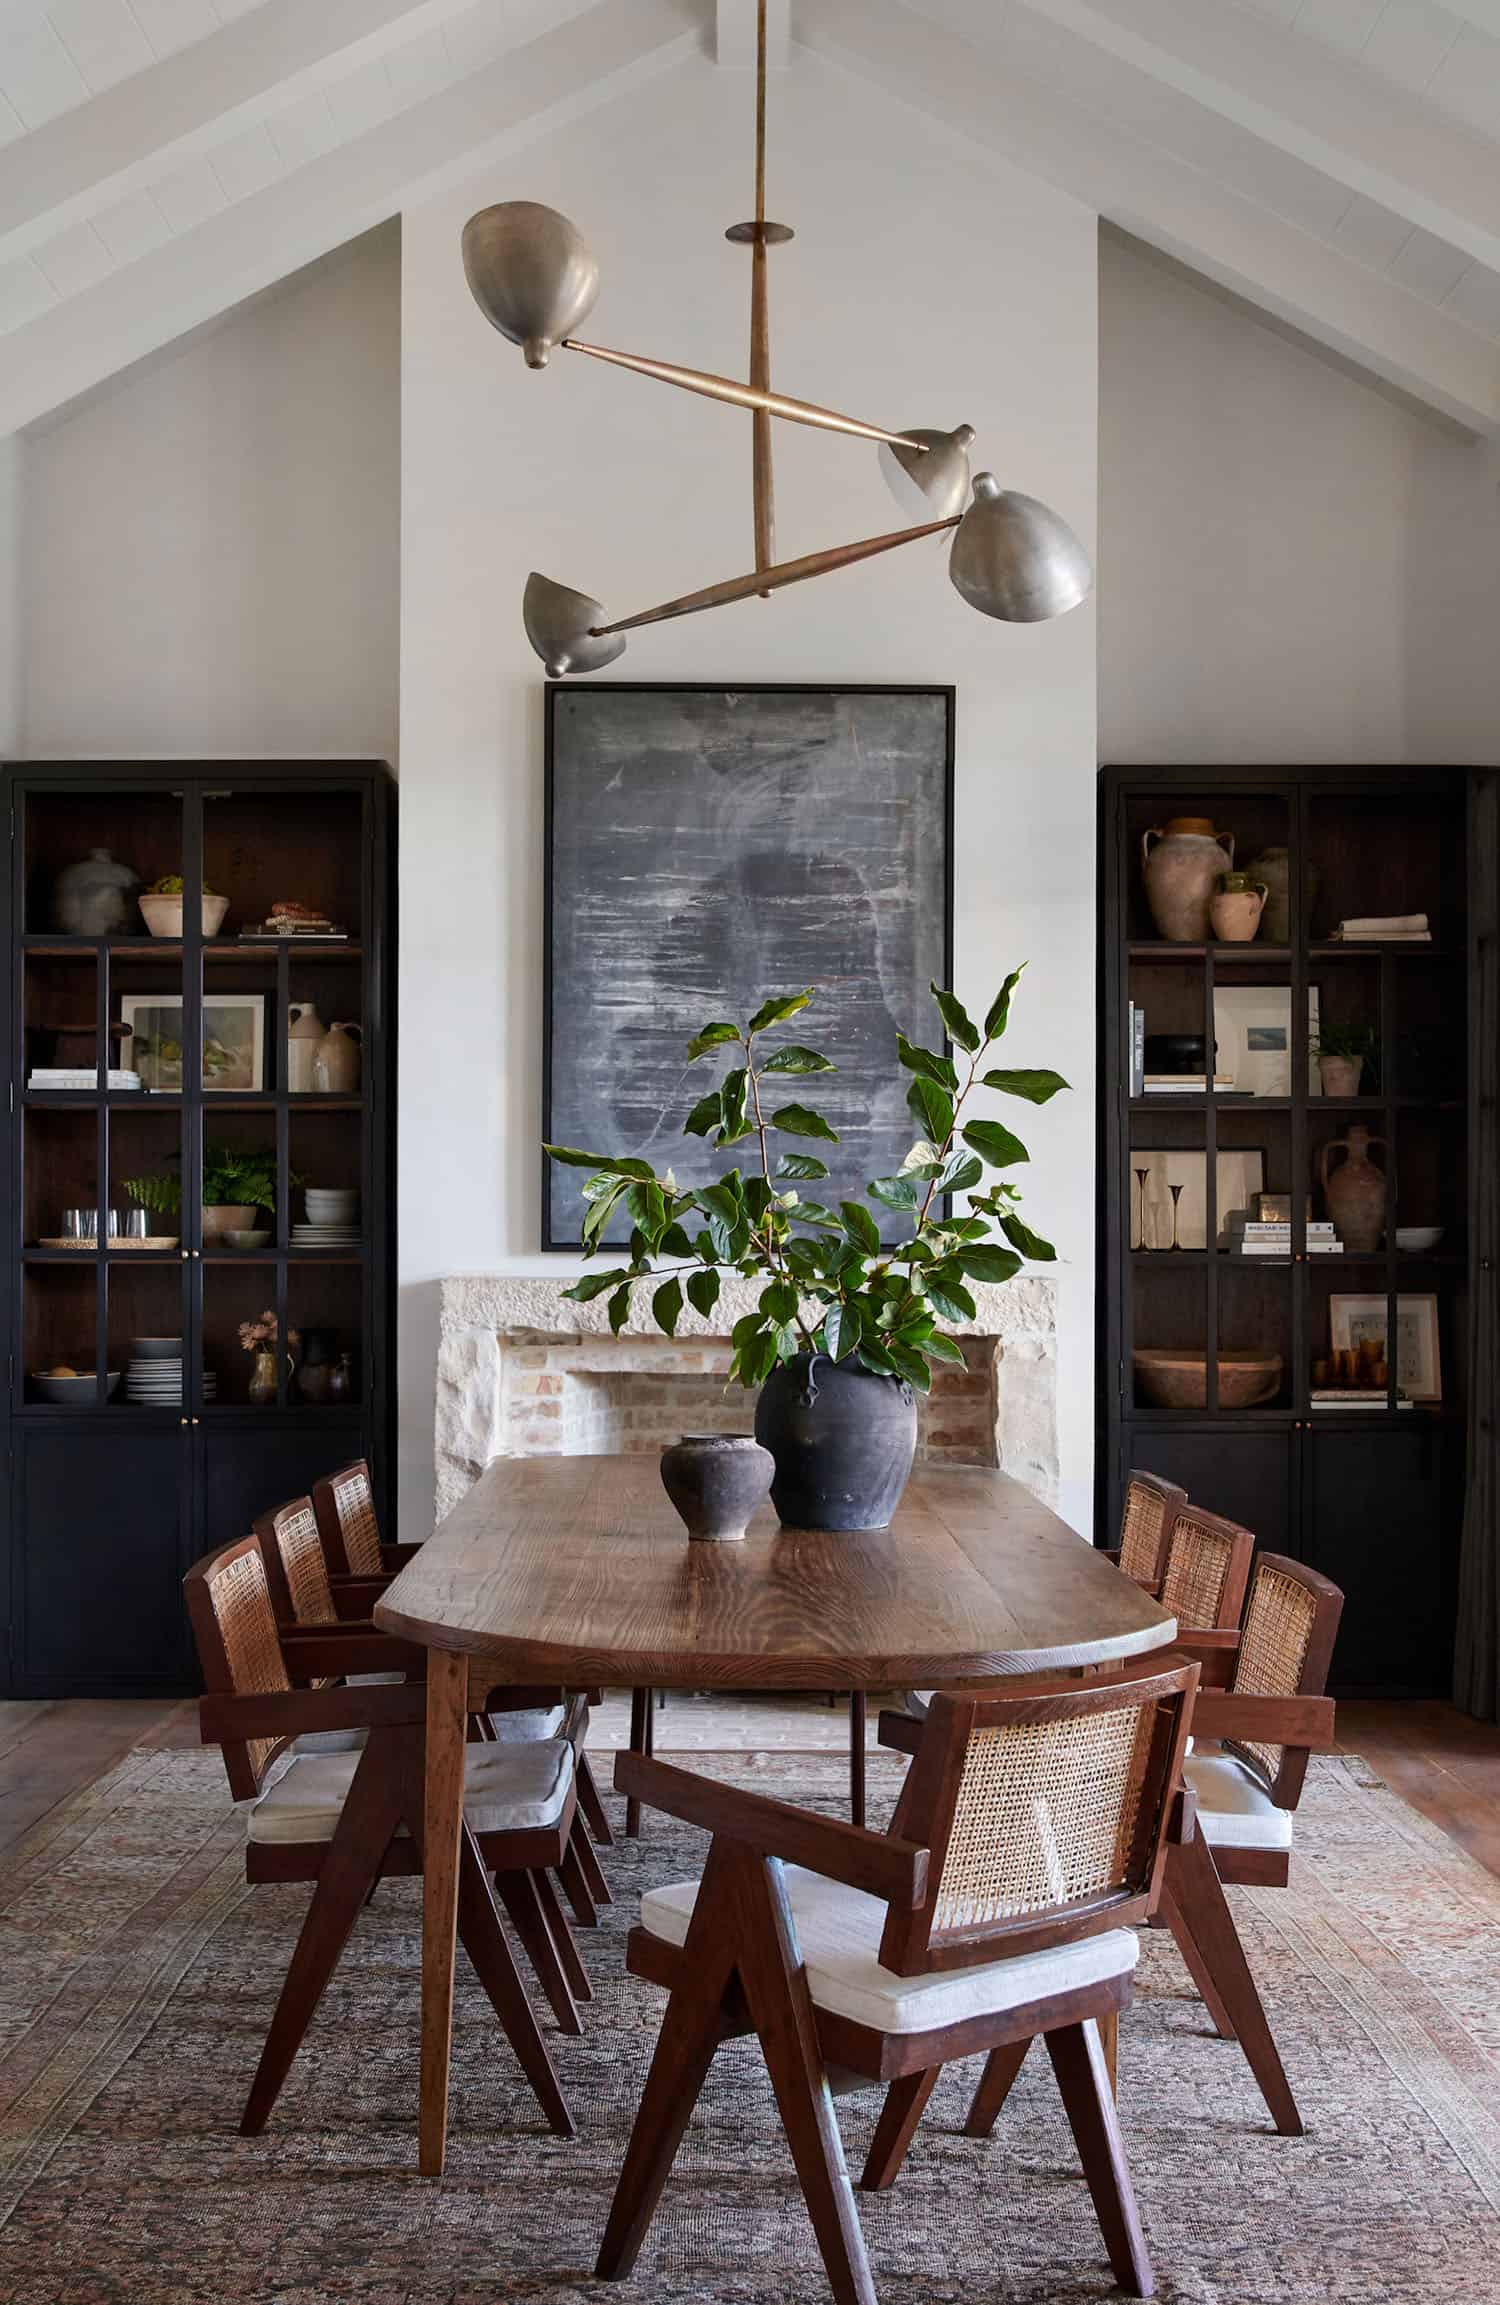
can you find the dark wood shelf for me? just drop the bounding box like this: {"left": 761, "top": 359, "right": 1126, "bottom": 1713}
{"left": 1126, "top": 939, "right": 1453, "bottom": 962}
{"left": 23, "top": 936, "right": 362, "bottom": 959}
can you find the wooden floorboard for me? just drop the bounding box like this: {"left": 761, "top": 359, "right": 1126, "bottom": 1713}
{"left": 0, "top": 1699, "right": 192, "bottom": 1857}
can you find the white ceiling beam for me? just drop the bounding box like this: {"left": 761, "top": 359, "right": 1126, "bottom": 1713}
{"left": 1007, "top": 0, "right": 1500, "bottom": 277}
{"left": 0, "top": 0, "right": 697, "bottom": 437}
{"left": 801, "top": 0, "right": 1500, "bottom": 434}
{"left": 0, "top": 0, "right": 490, "bottom": 259}
{"left": 714, "top": 1, "right": 790, "bottom": 69}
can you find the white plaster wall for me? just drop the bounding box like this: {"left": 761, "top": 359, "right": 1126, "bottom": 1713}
{"left": 0, "top": 435, "right": 20, "bottom": 757}
{"left": 398, "top": 48, "right": 1099, "bottom": 1542}
{"left": 1099, "top": 233, "right": 1499, "bottom": 764}
{"left": 21, "top": 226, "right": 401, "bottom": 761}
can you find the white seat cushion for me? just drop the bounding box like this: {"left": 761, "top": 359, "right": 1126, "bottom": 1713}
{"left": 1184, "top": 1750, "right": 1294, "bottom": 1852}
{"left": 249, "top": 1737, "right": 573, "bottom": 1846}
{"left": 640, "top": 1866, "right": 1137, "bottom": 2035}
{"left": 486, "top": 1703, "right": 567, "bottom": 1741}
{"left": 293, "top": 1728, "right": 368, "bottom": 1757}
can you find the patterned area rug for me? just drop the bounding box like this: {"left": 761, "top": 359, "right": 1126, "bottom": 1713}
{"left": 0, "top": 1745, "right": 1498, "bottom": 2305}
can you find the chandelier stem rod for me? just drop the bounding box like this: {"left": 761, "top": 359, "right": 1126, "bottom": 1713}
{"left": 560, "top": 337, "right": 926, "bottom": 452}
{"left": 592, "top": 512, "right": 960, "bottom": 637}
{"left": 750, "top": 0, "right": 774, "bottom": 589}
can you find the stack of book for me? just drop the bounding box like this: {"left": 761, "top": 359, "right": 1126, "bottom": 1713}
{"left": 1223, "top": 1213, "right": 1343, "bottom": 1257}
{"left": 27, "top": 1066, "right": 142, "bottom": 1091}
{"left": 1143, "top": 1073, "right": 1241, "bottom": 1095}
{"left": 1330, "top": 912, "right": 1431, "bottom": 943}
{"left": 1310, "top": 1388, "right": 1412, "bottom": 1410}
{"left": 239, "top": 900, "right": 348, "bottom": 941}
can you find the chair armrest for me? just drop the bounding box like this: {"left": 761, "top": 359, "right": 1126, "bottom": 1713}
{"left": 1166, "top": 1782, "right": 1198, "bottom": 1843}
{"left": 876, "top": 1708, "right": 922, "bottom": 1757}
{"left": 1191, "top": 1691, "right": 1336, "bottom": 1750}
{"left": 330, "top": 1578, "right": 390, "bottom": 1618}
{"left": 200, "top": 1682, "right": 426, "bottom": 1743}
{"left": 613, "top": 1751, "right": 929, "bottom": 1907}
{"left": 1168, "top": 1631, "right": 1240, "bottom": 1687}
{"left": 381, "top": 1543, "right": 421, "bottom": 1570}
{"left": 278, "top": 1627, "right": 427, "bottom": 1677}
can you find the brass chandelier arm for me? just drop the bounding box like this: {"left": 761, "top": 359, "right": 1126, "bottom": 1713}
{"left": 592, "top": 512, "right": 961, "bottom": 637}
{"left": 750, "top": 0, "right": 774, "bottom": 587}
{"left": 559, "top": 337, "right": 927, "bottom": 453}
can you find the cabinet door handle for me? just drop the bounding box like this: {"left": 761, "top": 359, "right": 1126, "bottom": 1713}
{"left": 191, "top": 1417, "right": 200, "bottom": 1427}
{"left": 179, "top": 1416, "right": 188, "bottom": 1427}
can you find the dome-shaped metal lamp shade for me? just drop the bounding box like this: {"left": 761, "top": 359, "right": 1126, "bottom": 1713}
{"left": 948, "top": 474, "right": 1093, "bottom": 623}
{"left": 524, "top": 574, "right": 626, "bottom": 678}
{"left": 461, "top": 202, "right": 599, "bottom": 369}
{"left": 877, "top": 423, "right": 975, "bottom": 521}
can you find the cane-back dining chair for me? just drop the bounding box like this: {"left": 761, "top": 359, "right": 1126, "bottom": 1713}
{"left": 1157, "top": 1502, "right": 1254, "bottom": 1632}
{"left": 184, "top": 1534, "right": 581, "bottom": 2138}
{"left": 597, "top": 1660, "right": 1199, "bottom": 2305}
{"left": 252, "top": 1491, "right": 607, "bottom": 2009}
{"left": 1107, "top": 1470, "right": 1187, "bottom": 1592}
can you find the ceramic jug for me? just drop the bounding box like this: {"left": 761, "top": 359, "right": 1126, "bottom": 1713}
{"left": 1321, "top": 1124, "right": 1386, "bottom": 1253}
{"left": 1209, "top": 872, "right": 1267, "bottom": 944}
{"left": 312, "top": 1020, "right": 362, "bottom": 1095}
{"left": 1246, "top": 847, "right": 1321, "bottom": 945}
{"left": 285, "top": 1003, "right": 325, "bottom": 1096}
{"left": 1141, "top": 819, "right": 1234, "bottom": 942}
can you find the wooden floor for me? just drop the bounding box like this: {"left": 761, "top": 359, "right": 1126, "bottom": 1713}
{"left": 2, "top": 1694, "right": 1499, "bottom": 1878}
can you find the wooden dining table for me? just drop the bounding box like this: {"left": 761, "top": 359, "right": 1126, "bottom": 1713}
{"left": 373, "top": 1453, "right": 1177, "bottom": 2175}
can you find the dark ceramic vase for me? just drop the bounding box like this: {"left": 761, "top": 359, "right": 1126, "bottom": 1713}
{"left": 659, "top": 1433, "right": 775, "bottom": 1543}
{"left": 754, "top": 1354, "right": 918, "bottom": 1531}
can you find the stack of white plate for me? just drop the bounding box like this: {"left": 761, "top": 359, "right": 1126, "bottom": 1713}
{"left": 296, "top": 1185, "right": 360, "bottom": 1247}
{"left": 125, "top": 1338, "right": 218, "bottom": 1406}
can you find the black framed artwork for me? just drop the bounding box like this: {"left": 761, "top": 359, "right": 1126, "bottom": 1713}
{"left": 543, "top": 683, "right": 955, "bottom": 1250}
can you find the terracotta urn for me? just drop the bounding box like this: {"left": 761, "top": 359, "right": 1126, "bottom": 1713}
{"left": 1321, "top": 1124, "right": 1386, "bottom": 1252}
{"left": 1318, "top": 1053, "right": 1364, "bottom": 1098}
{"left": 1209, "top": 872, "right": 1267, "bottom": 944}
{"left": 1141, "top": 818, "right": 1235, "bottom": 942}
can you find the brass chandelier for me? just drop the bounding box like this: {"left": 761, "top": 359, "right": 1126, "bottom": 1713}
{"left": 460, "top": 1, "right": 1092, "bottom": 677}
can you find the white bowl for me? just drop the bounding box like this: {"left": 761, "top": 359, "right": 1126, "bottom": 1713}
{"left": 1395, "top": 1225, "right": 1444, "bottom": 1253}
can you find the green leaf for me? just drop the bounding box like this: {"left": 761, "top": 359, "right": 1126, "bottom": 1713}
{"left": 731, "top": 1312, "right": 766, "bottom": 1348}
{"left": 544, "top": 1145, "right": 654, "bottom": 1179}
{"left": 561, "top": 1267, "right": 631, "bottom": 1303}
{"left": 774, "top": 1152, "right": 829, "bottom": 1182}
{"left": 772, "top": 1103, "right": 840, "bottom": 1143}
{"left": 886, "top": 1340, "right": 933, "bottom": 1392}
{"left": 686, "top": 1268, "right": 720, "bottom": 1319}
{"left": 983, "top": 964, "right": 1026, "bottom": 1041}
{"left": 926, "top": 1276, "right": 976, "bottom": 1323}
{"left": 899, "top": 1139, "right": 946, "bottom": 1179}
{"left": 1001, "top": 1212, "right": 1057, "bottom": 1262}
{"left": 581, "top": 1181, "right": 629, "bottom": 1247}
{"left": 748, "top": 991, "right": 813, "bottom": 1034}
{"left": 788, "top": 1199, "right": 841, "bottom": 1229}
{"left": 820, "top": 1303, "right": 853, "bottom": 1362}
{"left": 607, "top": 1283, "right": 633, "bottom": 1335}
{"left": 716, "top": 1067, "right": 751, "bottom": 1145}
{"left": 686, "top": 1021, "right": 741, "bottom": 1060}
{"left": 760, "top": 1279, "right": 799, "bottom": 1324}
{"left": 868, "top": 1174, "right": 919, "bottom": 1211}
{"left": 979, "top": 1066, "right": 1069, "bottom": 1105}
{"left": 652, "top": 1276, "right": 683, "bottom": 1337}
{"left": 625, "top": 1178, "right": 667, "bottom": 1241}
{"left": 840, "top": 1200, "right": 882, "bottom": 1255}
{"left": 762, "top": 1045, "right": 835, "bottom": 1075}
{"left": 896, "top": 1035, "right": 958, "bottom": 1091}
{"left": 683, "top": 1089, "right": 724, "bottom": 1138}
{"left": 907, "top": 1075, "right": 954, "bottom": 1145}
{"left": 961, "top": 1119, "right": 1030, "bottom": 1169}
{"left": 659, "top": 1221, "right": 692, "bottom": 1258}
{"left": 957, "top": 1244, "right": 1023, "bottom": 1284}
{"left": 742, "top": 1176, "right": 773, "bottom": 1223}
{"left": 930, "top": 983, "right": 979, "bottom": 1054}
{"left": 856, "top": 1336, "right": 897, "bottom": 1376}
{"left": 938, "top": 1150, "right": 983, "bottom": 1193}
{"left": 922, "top": 1333, "right": 967, "bottom": 1365}
{"left": 697, "top": 1181, "right": 742, "bottom": 1229}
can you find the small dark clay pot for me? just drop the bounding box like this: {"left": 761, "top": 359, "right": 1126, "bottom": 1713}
{"left": 659, "top": 1434, "right": 774, "bottom": 1543}
{"left": 754, "top": 1354, "right": 917, "bottom": 1531}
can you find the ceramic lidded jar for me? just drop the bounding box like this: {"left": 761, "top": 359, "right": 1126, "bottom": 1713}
{"left": 1209, "top": 872, "right": 1267, "bottom": 944}
{"left": 1141, "top": 819, "right": 1235, "bottom": 942}
{"left": 659, "top": 1434, "right": 774, "bottom": 1543}
{"left": 1321, "top": 1124, "right": 1387, "bottom": 1253}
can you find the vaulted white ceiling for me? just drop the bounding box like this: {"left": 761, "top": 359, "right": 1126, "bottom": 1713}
{"left": 2, "top": 0, "right": 1499, "bottom": 435}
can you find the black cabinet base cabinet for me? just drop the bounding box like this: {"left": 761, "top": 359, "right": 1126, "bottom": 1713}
{"left": 1098, "top": 762, "right": 1470, "bottom": 1699}
{"left": 1, "top": 762, "right": 397, "bottom": 1697}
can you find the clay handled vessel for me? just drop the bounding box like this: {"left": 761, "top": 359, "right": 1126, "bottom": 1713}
{"left": 659, "top": 1434, "right": 774, "bottom": 1543}
{"left": 1141, "top": 819, "right": 1235, "bottom": 942}
{"left": 312, "top": 1021, "right": 362, "bottom": 1094}
{"left": 755, "top": 1354, "right": 918, "bottom": 1530}
{"left": 1209, "top": 873, "right": 1267, "bottom": 944}
{"left": 1321, "top": 1124, "right": 1386, "bottom": 1253}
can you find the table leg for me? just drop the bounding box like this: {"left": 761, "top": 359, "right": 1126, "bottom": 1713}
{"left": 419, "top": 1645, "right": 468, "bottom": 2177}
{"left": 848, "top": 1693, "right": 866, "bottom": 1829}
{"left": 626, "top": 1686, "right": 649, "bottom": 1838}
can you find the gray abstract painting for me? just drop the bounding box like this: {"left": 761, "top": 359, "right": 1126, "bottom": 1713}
{"left": 544, "top": 685, "right": 952, "bottom": 1248}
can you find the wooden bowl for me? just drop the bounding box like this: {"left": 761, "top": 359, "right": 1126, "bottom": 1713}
{"left": 1133, "top": 1348, "right": 1281, "bottom": 1409}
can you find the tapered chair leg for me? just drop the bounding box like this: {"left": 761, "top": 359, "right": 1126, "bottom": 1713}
{"left": 848, "top": 1694, "right": 866, "bottom": 1829}
{"left": 965, "top": 2035, "right": 1030, "bottom": 2136}
{"left": 240, "top": 1735, "right": 403, "bottom": 2134}
{"left": 456, "top": 1839, "right": 575, "bottom": 2137}
{"left": 625, "top": 1688, "right": 649, "bottom": 1838}
{"left": 1162, "top": 1829, "right": 1302, "bottom": 2134}
{"left": 557, "top": 1832, "right": 599, "bottom": 1927}
{"left": 859, "top": 2066, "right": 939, "bottom": 2191}
{"left": 1045, "top": 2021, "right": 1154, "bottom": 2299}
{"left": 535, "top": 1864, "right": 592, "bottom": 2002}
{"left": 577, "top": 1751, "right": 615, "bottom": 1847}
{"left": 494, "top": 1868, "right": 582, "bottom": 2035}
{"left": 570, "top": 1813, "right": 612, "bottom": 1906}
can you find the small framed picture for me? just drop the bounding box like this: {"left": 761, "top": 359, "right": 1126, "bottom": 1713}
{"left": 1329, "top": 1293, "right": 1441, "bottom": 1401}
{"left": 121, "top": 994, "right": 266, "bottom": 1093}
{"left": 1213, "top": 987, "right": 1321, "bottom": 1097}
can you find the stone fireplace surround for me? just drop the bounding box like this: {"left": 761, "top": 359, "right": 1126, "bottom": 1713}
{"left": 435, "top": 1275, "right": 1059, "bottom": 1520}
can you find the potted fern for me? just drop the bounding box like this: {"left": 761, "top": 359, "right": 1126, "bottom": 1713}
{"left": 546, "top": 970, "right": 1065, "bottom": 1530}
